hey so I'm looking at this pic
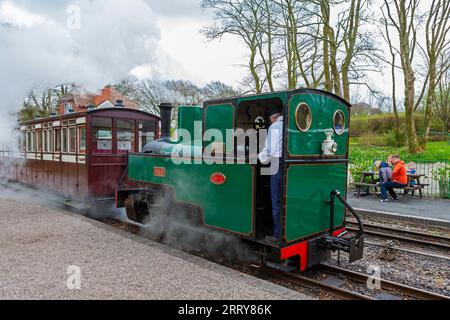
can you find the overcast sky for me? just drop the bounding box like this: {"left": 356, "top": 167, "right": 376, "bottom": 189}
{"left": 0, "top": 0, "right": 246, "bottom": 92}
{"left": 0, "top": 0, "right": 252, "bottom": 143}
{"left": 0, "top": 0, "right": 433, "bottom": 116}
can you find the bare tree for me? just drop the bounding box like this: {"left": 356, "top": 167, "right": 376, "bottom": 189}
{"left": 433, "top": 60, "right": 450, "bottom": 133}
{"left": 422, "top": 0, "right": 450, "bottom": 146}
{"left": 202, "top": 0, "right": 377, "bottom": 97}
{"left": 115, "top": 79, "right": 240, "bottom": 113}
{"left": 311, "top": 0, "right": 379, "bottom": 100}
{"left": 383, "top": 0, "right": 422, "bottom": 153}
{"left": 380, "top": 7, "right": 402, "bottom": 142}
{"left": 201, "top": 0, "right": 266, "bottom": 93}
{"left": 20, "top": 83, "right": 76, "bottom": 121}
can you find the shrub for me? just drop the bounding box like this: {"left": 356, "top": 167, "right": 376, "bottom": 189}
{"left": 432, "top": 164, "right": 450, "bottom": 199}
{"left": 350, "top": 113, "right": 443, "bottom": 137}
{"left": 383, "top": 130, "right": 405, "bottom": 147}
{"left": 349, "top": 159, "right": 375, "bottom": 186}
{"left": 354, "top": 134, "right": 385, "bottom": 147}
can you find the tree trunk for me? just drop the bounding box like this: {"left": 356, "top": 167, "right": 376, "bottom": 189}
{"left": 249, "top": 45, "right": 262, "bottom": 93}
{"left": 391, "top": 54, "right": 401, "bottom": 143}
{"left": 342, "top": 65, "right": 350, "bottom": 102}
{"left": 321, "top": 1, "right": 332, "bottom": 92}
{"left": 404, "top": 68, "right": 419, "bottom": 152}
{"left": 423, "top": 65, "right": 437, "bottom": 148}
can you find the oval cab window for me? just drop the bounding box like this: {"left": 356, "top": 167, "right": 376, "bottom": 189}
{"left": 333, "top": 110, "right": 345, "bottom": 135}
{"left": 295, "top": 103, "right": 312, "bottom": 132}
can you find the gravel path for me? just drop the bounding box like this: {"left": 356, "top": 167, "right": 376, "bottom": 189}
{"left": 0, "top": 196, "right": 311, "bottom": 300}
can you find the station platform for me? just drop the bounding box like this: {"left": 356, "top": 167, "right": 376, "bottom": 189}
{"left": 0, "top": 192, "right": 310, "bottom": 300}
{"left": 347, "top": 193, "right": 450, "bottom": 228}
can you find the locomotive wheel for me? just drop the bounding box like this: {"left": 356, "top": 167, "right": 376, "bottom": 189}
{"left": 124, "top": 194, "right": 151, "bottom": 224}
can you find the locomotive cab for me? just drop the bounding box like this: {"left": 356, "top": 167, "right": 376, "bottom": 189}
{"left": 235, "top": 98, "right": 284, "bottom": 244}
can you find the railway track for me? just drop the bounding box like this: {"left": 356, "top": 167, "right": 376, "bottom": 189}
{"left": 260, "top": 265, "right": 373, "bottom": 300}
{"left": 346, "top": 220, "right": 450, "bottom": 255}
{"left": 316, "top": 264, "right": 449, "bottom": 300}
{"left": 261, "top": 264, "right": 449, "bottom": 300}
{"left": 3, "top": 182, "right": 446, "bottom": 301}
{"left": 105, "top": 217, "right": 449, "bottom": 300}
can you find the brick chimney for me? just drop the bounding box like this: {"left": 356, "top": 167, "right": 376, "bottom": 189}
{"left": 94, "top": 86, "right": 112, "bottom": 106}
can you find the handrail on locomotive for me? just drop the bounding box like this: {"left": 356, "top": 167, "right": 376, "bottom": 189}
{"left": 323, "top": 190, "right": 365, "bottom": 263}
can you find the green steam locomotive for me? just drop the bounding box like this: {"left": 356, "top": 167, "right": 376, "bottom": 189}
{"left": 116, "top": 88, "right": 364, "bottom": 271}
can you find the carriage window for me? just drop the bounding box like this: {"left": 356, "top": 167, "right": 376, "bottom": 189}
{"left": 36, "top": 130, "right": 42, "bottom": 152}
{"left": 117, "top": 119, "right": 135, "bottom": 154}
{"left": 69, "top": 127, "right": 76, "bottom": 153}
{"left": 26, "top": 131, "right": 31, "bottom": 152}
{"left": 92, "top": 117, "right": 112, "bottom": 154}
{"left": 48, "top": 129, "right": 53, "bottom": 153}
{"left": 62, "top": 128, "right": 68, "bottom": 153}
{"left": 43, "top": 130, "right": 48, "bottom": 152}
{"left": 139, "top": 120, "right": 156, "bottom": 152}
{"left": 295, "top": 103, "right": 312, "bottom": 132}
{"left": 333, "top": 110, "right": 345, "bottom": 135}
{"left": 54, "top": 128, "right": 61, "bottom": 152}
{"left": 79, "top": 126, "right": 86, "bottom": 154}
{"left": 20, "top": 132, "right": 26, "bottom": 151}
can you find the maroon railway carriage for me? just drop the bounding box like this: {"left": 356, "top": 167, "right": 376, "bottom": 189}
{"left": 0, "top": 108, "right": 160, "bottom": 205}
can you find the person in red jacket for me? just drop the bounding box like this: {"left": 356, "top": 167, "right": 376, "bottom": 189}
{"left": 380, "top": 155, "right": 408, "bottom": 202}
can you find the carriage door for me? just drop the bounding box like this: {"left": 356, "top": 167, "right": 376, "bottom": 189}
{"left": 283, "top": 93, "right": 348, "bottom": 243}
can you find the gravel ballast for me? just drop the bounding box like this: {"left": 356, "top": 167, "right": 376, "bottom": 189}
{"left": 0, "top": 195, "right": 311, "bottom": 300}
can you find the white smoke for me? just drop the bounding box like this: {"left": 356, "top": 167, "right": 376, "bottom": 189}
{"left": 0, "top": 0, "right": 170, "bottom": 145}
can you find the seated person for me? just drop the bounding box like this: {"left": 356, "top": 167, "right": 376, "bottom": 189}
{"left": 380, "top": 155, "right": 408, "bottom": 202}
{"left": 407, "top": 162, "right": 417, "bottom": 186}
{"left": 375, "top": 160, "right": 392, "bottom": 184}
{"left": 407, "top": 162, "right": 416, "bottom": 173}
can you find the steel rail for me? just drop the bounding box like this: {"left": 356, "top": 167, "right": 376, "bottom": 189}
{"left": 346, "top": 222, "right": 450, "bottom": 251}
{"left": 346, "top": 221, "right": 450, "bottom": 242}
{"left": 318, "top": 264, "right": 450, "bottom": 300}
{"left": 260, "top": 266, "right": 374, "bottom": 300}
{"left": 364, "top": 239, "right": 450, "bottom": 261}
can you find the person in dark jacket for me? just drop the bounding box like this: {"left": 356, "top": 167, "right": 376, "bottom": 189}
{"left": 375, "top": 160, "right": 392, "bottom": 183}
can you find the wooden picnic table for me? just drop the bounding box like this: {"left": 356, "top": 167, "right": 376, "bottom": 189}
{"left": 355, "top": 171, "right": 379, "bottom": 198}
{"left": 405, "top": 173, "right": 428, "bottom": 198}
{"left": 355, "top": 172, "right": 429, "bottom": 199}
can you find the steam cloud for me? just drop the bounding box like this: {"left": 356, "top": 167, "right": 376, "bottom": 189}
{"left": 139, "top": 191, "right": 259, "bottom": 266}
{"left": 0, "top": 0, "right": 171, "bottom": 145}
{"left": 128, "top": 170, "right": 259, "bottom": 265}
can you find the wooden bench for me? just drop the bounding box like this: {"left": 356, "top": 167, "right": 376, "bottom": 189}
{"left": 355, "top": 172, "right": 379, "bottom": 198}
{"left": 401, "top": 183, "right": 430, "bottom": 198}
{"left": 355, "top": 172, "right": 429, "bottom": 199}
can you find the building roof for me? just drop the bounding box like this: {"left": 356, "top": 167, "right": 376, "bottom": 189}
{"left": 58, "top": 86, "right": 139, "bottom": 111}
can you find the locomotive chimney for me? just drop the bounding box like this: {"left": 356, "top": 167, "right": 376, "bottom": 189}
{"left": 159, "top": 103, "right": 173, "bottom": 141}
